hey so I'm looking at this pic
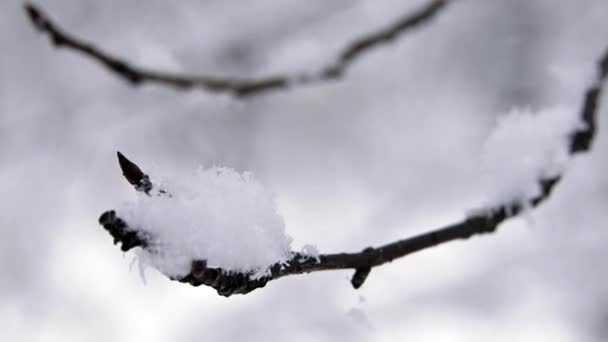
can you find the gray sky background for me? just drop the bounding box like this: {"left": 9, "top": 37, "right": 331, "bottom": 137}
{"left": 1, "top": 0, "right": 608, "bottom": 341}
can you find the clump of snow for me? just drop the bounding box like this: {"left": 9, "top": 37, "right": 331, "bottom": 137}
{"left": 476, "top": 106, "right": 583, "bottom": 209}
{"left": 300, "top": 244, "right": 320, "bottom": 262}
{"left": 117, "top": 166, "right": 293, "bottom": 279}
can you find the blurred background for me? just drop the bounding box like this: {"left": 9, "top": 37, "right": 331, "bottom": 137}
{"left": 1, "top": 0, "right": 608, "bottom": 340}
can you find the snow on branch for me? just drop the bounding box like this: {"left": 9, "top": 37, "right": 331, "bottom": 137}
{"left": 98, "top": 48, "right": 606, "bottom": 296}
{"left": 24, "top": 1, "right": 449, "bottom": 97}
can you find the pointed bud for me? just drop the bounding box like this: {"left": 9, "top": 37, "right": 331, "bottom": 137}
{"left": 117, "top": 151, "right": 146, "bottom": 186}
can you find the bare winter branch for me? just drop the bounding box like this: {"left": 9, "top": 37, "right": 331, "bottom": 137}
{"left": 24, "top": 1, "right": 449, "bottom": 97}
{"left": 98, "top": 47, "right": 607, "bottom": 296}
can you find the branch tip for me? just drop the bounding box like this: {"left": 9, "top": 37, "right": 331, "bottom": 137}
{"left": 98, "top": 209, "right": 116, "bottom": 225}
{"left": 24, "top": 3, "right": 39, "bottom": 21}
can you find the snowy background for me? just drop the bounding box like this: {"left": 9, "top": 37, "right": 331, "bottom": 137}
{"left": 2, "top": 0, "right": 608, "bottom": 341}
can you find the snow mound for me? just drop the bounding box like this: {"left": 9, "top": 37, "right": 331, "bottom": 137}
{"left": 117, "top": 166, "right": 293, "bottom": 279}
{"left": 478, "top": 106, "right": 583, "bottom": 207}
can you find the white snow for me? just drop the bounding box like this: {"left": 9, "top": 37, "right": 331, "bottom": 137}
{"left": 300, "top": 244, "right": 321, "bottom": 261}
{"left": 116, "top": 166, "right": 294, "bottom": 279}
{"left": 476, "top": 106, "right": 583, "bottom": 209}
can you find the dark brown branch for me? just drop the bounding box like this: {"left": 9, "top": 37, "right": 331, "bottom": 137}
{"left": 25, "top": 1, "right": 449, "bottom": 97}
{"left": 100, "top": 51, "right": 606, "bottom": 296}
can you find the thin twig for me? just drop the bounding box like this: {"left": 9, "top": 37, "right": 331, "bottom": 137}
{"left": 24, "top": 1, "right": 449, "bottom": 97}
{"left": 99, "top": 50, "right": 607, "bottom": 296}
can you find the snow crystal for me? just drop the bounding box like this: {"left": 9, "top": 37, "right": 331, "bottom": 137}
{"left": 476, "top": 106, "right": 583, "bottom": 209}
{"left": 116, "top": 166, "right": 293, "bottom": 279}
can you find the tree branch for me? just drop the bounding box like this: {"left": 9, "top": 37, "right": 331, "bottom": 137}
{"left": 24, "top": 1, "right": 449, "bottom": 97}
{"left": 98, "top": 48, "right": 607, "bottom": 296}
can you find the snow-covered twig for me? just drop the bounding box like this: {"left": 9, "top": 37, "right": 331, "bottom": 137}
{"left": 99, "top": 50, "right": 606, "bottom": 296}
{"left": 24, "top": 1, "right": 449, "bottom": 97}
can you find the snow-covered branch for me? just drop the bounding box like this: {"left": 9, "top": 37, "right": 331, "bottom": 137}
{"left": 98, "top": 47, "right": 607, "bottom": 296}
{"left": 24, "top": 1, "right": 449, "bottom": 97}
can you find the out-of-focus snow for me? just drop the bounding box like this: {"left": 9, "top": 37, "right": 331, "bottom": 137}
{"left": 117, "top": 166, "right": 293, "bottom": 278}
{"left": 477, "top": 106, "right": 583, "bottom": 208}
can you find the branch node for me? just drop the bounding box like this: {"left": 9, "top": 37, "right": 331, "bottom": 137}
{"left": 191, "top": 259, "right": 208, "bottom": 279}
{"left": 351, "top": 267, "right": 372, "bottom": 289}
